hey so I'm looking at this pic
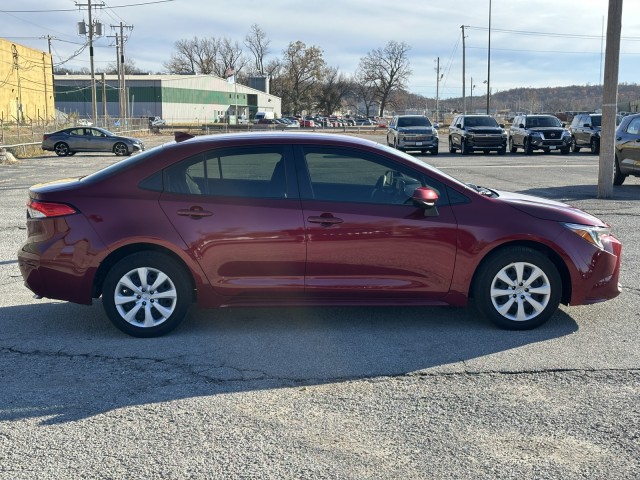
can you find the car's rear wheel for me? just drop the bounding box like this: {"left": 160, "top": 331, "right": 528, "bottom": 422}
{"left": 54, "top": 142, "right": 70, "bottom": 156}
{"left": 102, "top": 252, "right": 192, "bottom": 337}
{"left": 590, "top": 138, "right": 600, "bottom": 154}
{"left": 614, "top": 155, "right": 627, "bottom": 186}
{"left": 113, "top": 142, "right": 129, "bottom": 156}
{"left": 473, "top": 247, "right": 561, "bottom": 330}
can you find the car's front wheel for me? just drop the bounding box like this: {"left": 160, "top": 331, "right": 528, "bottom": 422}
{"left": 102, "top": 252, "right": 192, "bottom": 337}
{"left": 590, "top": 138, "right": 600, "bottom": 154}
{"left": 54, "top": 142, "right": 70, "bottom": 156}
{"left": 571, "top": 137, "right": 581, "bottom": 152}
{"left": 460, "top": 138, "right": 470, "bottom": 155}
{"left": 113, "top": 142, "right": 129, "bottom": 156}
{"left": 524, "top": 138, "right": 533, "bottom": 155}
{"left": 473, "top": 247, "right": 561, "bottom": 330}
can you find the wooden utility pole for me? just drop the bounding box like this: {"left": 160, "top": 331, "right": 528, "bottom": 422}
{"left": 598, "top": 0, "right": 623, "bottom": 199}
{"left": 461, "top": 25, "right": 466, "bottom": 114}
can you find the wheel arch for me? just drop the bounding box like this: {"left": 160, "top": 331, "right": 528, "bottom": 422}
{"left": 468, "top": 240, "right": 572, "bottom": 306}
{"left": 93, "top": 243, "right": 197, "bottom": 302}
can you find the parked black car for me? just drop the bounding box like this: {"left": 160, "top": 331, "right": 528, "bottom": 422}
{"left": 448, "top": 114, "right": 507, "bottom": 155}
{"left": 509, "top": 114, "right": 571, "bottom": 155}
{"left": 614, "top": 113, "right": 640, "bottom": 185}
{"left": 570, "top": 113, "right": 603, "bottom": 153}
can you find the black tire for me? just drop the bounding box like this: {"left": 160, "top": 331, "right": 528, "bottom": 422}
{"left": 448, "top": 137, "right": 456, "bottom": 153}
{"left": 560, "top": 146, "right": 570, "bottom": 155}
{"left": 613, "top": 155, "right": 626, "bottom": 186}
{"left": 571, "top": 137, "right": 581, "bottom": 152}
{"left": 102, "top": 252, "right": 192, "bottom": 337}
{"left": 473, "top": 247, "right": 561, "bottom": 330}
{"left": 509, "top": 137, "right": 517, "bottom": 153}
{"left": 54, "top": 142, "right": 70, "bottom": 156}
{"left": 113, "top": 142, "right": 129, "bottom": 156}
{"left": 431, "top": 147, "right": 438, "bottom": 155}
{"left": 461, "top": 139, "right": 470, "bottom": 155}
{"left": 497, "top": 146, "right": 506, "bottom": 155}
{"left": 590, "top": 138, "right": 600, "bottom": 154}
{"left": 524, "top": 138, "right": 533, "bottom": 155}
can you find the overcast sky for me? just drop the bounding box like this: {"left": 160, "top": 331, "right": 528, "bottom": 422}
{"left": 2, "top": 0, "right": 639, "bottom": 100}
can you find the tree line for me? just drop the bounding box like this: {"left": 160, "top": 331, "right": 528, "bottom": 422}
{"left": 54, "top": 23, "right": 640, "bottom": 117}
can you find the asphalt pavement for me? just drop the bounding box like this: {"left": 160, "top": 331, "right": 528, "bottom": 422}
{"left": 0, "top": 134, "right": 638, "bottom": 479}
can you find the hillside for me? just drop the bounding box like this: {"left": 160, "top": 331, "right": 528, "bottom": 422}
{"left": 437, "top": 83, "right": 640, "bottom": 115}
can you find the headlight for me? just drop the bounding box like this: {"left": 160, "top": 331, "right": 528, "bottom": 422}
{"left": 561, "top": 131, "right": 571, "bottom": 138}
{"left": 563, "top": 223, "right": 611, "bottom": 250}
{"left": 530, "top": 132, "right": 542, "bottom": 138}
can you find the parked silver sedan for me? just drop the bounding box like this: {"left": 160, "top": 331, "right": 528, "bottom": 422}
{"left": 42, "top": 127, "right": 144, "bottom": 157}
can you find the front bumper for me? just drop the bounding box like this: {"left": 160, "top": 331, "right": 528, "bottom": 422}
{"left": 529, "top": 135, "right": 571, "bottom": 150}
{"left": 397, "top": 135, "right": 439, "bottom": 151}
{"left": 466, "top": 135, "right": 507, "bottom": 150}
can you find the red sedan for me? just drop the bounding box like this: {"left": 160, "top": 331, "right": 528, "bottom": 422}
{"left": 18, "top": 133, "right": 622, "bottom": 337}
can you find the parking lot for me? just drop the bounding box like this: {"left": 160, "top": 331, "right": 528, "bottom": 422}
{"left": 1, "top": 134, "right": 639, "bottom": 479}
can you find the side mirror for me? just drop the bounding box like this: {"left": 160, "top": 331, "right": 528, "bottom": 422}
{"left": 412, "top": 187, "right": 439, "bottom": 209}
{"left": 519, "top": 124, "right": 525, "bottom": 128}
{"left": 584, "top": 123, "right": 591, "bottom": 128}
{"left": 433, "top": 123, "right": 439, "bottom": 129}
{"left": 456, "top": 123, "right": 462, "bottom": 129}
{"left": 499, "top": 123, "right": 505, "bottom": 128}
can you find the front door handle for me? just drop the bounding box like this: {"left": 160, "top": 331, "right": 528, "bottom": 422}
{"left": 177, "top": 206, "right": 213, "bottom": 219}
{"left": 307, "top": 215, "right": 343, "bottom": 226}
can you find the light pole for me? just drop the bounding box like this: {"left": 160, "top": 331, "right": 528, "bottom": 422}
{"left": 470, "top": 77, "right": 476, "bottom": 113}
{"left": 486, "top": 0, "right": 492, "bottom": 114}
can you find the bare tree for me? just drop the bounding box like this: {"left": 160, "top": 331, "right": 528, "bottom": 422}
{"left": 316, "top": 67, "right": 351, "bottom": 115}
{"left": 164, "top": 37, "right": 219, "bottom": 74}
{"left": 352, "top": 68, "right": 378, "bottom": 117}
{"left": 101, "top": 58, "right": 146, "bottom": 75}
{"left": 271, "top": 41, "right": 325, "bottom": 114}
{"left": 244, "top": 24, "right": 270, "bottom": 75}
{"left": 214, "top": 38, "right": 246, "bottom": 78}
{"left": 358, "top": 41, "right": 412, "bottom": 116}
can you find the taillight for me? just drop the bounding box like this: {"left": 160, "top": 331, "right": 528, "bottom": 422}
{"left": 42, "top": 134, "right": 50, "bottom": 141}
{"left": 27, "top": 200, "right": 77, "bottom": 218}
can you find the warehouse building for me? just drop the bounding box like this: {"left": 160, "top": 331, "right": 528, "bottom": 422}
{"left": 54, "top": 74, "right": 281, "bottom": 123}
{"left": 0, "top": 38, "right": 54, "bottom": 124}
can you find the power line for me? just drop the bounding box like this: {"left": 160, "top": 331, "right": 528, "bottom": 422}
{"left": 467, "top": 25, "right": 640, "bottom": 42}
{"left": 0, "top": 0, "right": 174, "bottom": 13}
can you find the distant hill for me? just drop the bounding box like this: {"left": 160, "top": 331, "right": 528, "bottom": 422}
{"left": 438, "top": 83, "right": 640, "bottom": 115}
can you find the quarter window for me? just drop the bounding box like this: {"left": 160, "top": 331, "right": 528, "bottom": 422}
{"left": 164, "top": 147, "right": 289, "bottom": 198}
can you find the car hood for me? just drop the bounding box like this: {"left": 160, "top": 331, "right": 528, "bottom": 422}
{"left": 496, "top": 190, "right": 606, "bottom": 226}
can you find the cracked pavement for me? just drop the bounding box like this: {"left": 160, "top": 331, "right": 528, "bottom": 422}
{"left": 1, "top": 137, "right": 639, "bottom": 479}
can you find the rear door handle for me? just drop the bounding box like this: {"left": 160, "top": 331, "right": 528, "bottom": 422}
{"left": 177, "top": 206, "right": 213, "bottom": 219}
{"left": 307, "top": 215, "right": 343, "bottom": 226}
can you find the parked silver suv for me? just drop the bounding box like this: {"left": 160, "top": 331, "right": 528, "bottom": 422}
{"left": 387, "top": 115, "right": 439, "bottom": 155}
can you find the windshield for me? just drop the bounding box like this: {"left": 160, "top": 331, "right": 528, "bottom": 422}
{"left": 465, "top": 116, "right": 499, "bottom": 127}
{"left": 525, "top": 116, "right": 562, "bottom": 128}
{"left": 397, "top": 116, "right": 432, "bottom": 128}
{"left": 591, "top": 115, "right": 601, "bottom": 127}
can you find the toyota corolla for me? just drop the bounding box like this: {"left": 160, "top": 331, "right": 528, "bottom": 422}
{"left": 18, "top": 133, "right": 622, "bottom": 337}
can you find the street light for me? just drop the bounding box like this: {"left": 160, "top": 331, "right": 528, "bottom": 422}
{"left": 470, "top": 77, "right": 476, "bottom": 113}
{"left": 486, "top": 0, "right": 492, "bottom": 114}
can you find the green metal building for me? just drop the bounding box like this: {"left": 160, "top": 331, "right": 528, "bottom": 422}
{"left": 54, "top": 74, "right": 281, "bottom": 123}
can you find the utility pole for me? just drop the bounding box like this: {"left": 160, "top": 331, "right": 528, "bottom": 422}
{"left": 12, "top": 45, "right": 23, "bottom": 124}
{"left": 435, "top": 57, "right": 443, "bottom": 124}
{"left": 75, "top": 0, "right": 104, "bottom": 122}
{"left": 109, "top": 22, "right": 132, "bottom": 122}
{"left": 486, "top": 0, "right": 492, "bottom": 115}
{"left": 461, "top": 25, "right": 466, "bottom": 114}
{"left": 598, "top": 0, "right": 623, "bottom": 199}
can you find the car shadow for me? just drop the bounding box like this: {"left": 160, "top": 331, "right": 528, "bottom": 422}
{"left": 0, "top": 300, "right": 578, "bottom": 425}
